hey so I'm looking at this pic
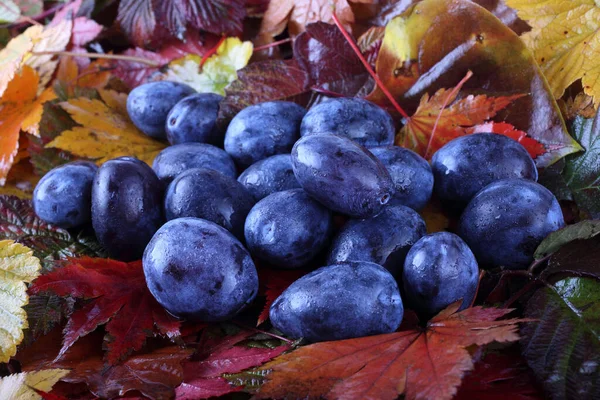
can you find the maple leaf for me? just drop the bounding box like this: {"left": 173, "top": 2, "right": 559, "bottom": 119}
{"left": 0, "top": 240, "right": 41, "bottom": 363}
{"left": 29, "top": 257, "right": 181, "bottom": 365}
{"left": 117, "top": 0, "right": 245, "bottom": 46}
{"left": 259, "top": 0, "right": 373, "bottom": 38}
{"left": 46, "top": 89, "right": 167, "bottom": 166}
{"left": 0, "top": 66, "right": 55, "bottom": 185}
{"left": 257, "top": 268, "right": 306, "bottom": 326}
{"left": 0, "top": 369, "right": 69, "bottom": 400}
{"left": 397, "top": 74, "right": 526, "bottom": 159}
{"left": 176, "top": 328, "right": 291, "bottom": 398}
{"left": 469, "top": 122, "right": 546, "bottom": 159}
{"left": 256, "top": 303, "right": 525, "bottom": 400}
{"left": 506, "top": 0, "right": 600, "bottom": 106}
{"left": 163, "top": 37, "right": 253, "bottom": 95}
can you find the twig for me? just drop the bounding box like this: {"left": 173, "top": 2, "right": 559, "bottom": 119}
{"left": 232, "top": 321, "right": 294, "bottom": 344}
{"left": 31, "top": 51, "right": 162, "bottom": 67}
{"left": 424, "top": 70, "right": 473, "bottom": 159}
{"left": 331, "top": 12, "right": 410, "bottom": 120}
{"left": 254, "top": 37, "right": 294, "bottom": 53}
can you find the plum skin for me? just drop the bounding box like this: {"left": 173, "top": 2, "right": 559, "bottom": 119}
{"left": 33, "top": 161, "right": 98, "bottom": 228}
{"left": 237, "top": 154, "right": 300, "bottom": 201}
{"left": 291, "top": 134, "right": 394, "bottom": 218}
{"left": 244, "top": 189, "right": 332, "bottom": 268}
{"left": 327, "top": 204, "right": 426, "bottom": 280}
{"left": 402, "top": 232, "right": 479, "bottom": 318}
{"left": 91, "top": 156, "right": 163, "bottom": 261}
{"left": 152, "top": 143, "right": 237, "bottom": 184}
{"left": 458, "top": 178, "right": 565, "bottom": 270}
{"left": 143, "top": 217, "right": 259, "bottom": 321}
{"left": 431, "top": 133, "right": 538, "bottom": 210}
{"left": 300, "top": 97, "right": 395, "bottom": 148}
{"left": 270, "top": 261, "right": 404, "bottom": 342}
{"left": 166, "top": 93, "right": 224, "bottom": 145}
{"left": 126, "top": 81, "right": 195, "bottom": 139}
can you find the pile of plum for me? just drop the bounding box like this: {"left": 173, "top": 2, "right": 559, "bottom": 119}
{"left": 33, "top": 81, "right": 564, "bottom": 342}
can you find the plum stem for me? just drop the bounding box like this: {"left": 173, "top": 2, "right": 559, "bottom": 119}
{"left": 254, "top": 38, "right": 293, "bottom": 52}
{"left": 424, "top": 70, "right": 473, "bottom": 159}
{"left": 232, "top": 321, "right": 294, "bottom": 344}
{"left": 330, "top": 12, "right": 410, "bottom": 120}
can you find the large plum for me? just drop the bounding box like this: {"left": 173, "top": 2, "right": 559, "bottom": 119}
{"left": 237, "top": 154, "right": 300, "bottom": 201}
{"left": 270, "top": 261, "right": 403, "bottom": 342}
{"left": 92, "top": 157, "right": 163, "bottom": 261}
{"left": 143, "top": 217, "right": 259, "bottom": 321}
{"left": 166, "top": 93, "right": 223, "bottom": 145}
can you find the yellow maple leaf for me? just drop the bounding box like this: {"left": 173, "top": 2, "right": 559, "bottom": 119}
{"left": 506, "top": 0, "right": 600, "bottom": 106}
{"left": 0, "top": 19, "right": 72, "bottom": 97}
{"left": 47, "top": 89, "right": 167, "bottom": 166}
{"left": 0, "top": 66, "right": 56, "bottom": 185}
{"left": 0, "top": 240, "right": 41, "bottom": 363}
{"left": 0, "top": 369, "right": 69, "bottom": 399}
{"left": 164, "top": 37, "right": 253, "bottom": 95}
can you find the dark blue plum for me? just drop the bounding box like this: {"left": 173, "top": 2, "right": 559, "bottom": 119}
{"left": 270, "top": 261, "right": 403, "bottom": 342}
{"left": 143, "top": 217, "right": 259, "bottom": 321}
{"left": 458, "top": 179, "right": 565, "bottom": 270}
{"left": 166, "top": 93, "right": 223, "bottom": 145}
{"left": 152, "top": 143, "right": 237, "bottom": 183}
{"left": 291, "top": 134, "right": 394, "bottom": 218}
{"left": 224, "top": 101, "right": 306, "bottom": 167}
{"left": 327, "top": 205, "right": 426, "bottom": 280}
{"left": 431, "top": 133, "right": 538, "bottom": 209}
{"left": 33, "top": 161, "right": 97, "bottom": 229}
{"left": 92, "top": 157, "right": 163, "bottom": 261}
{"left": 370, "top": 146, "right": 433, "bottom": 211}
{"left": 244, "top": 189, "right": 332, "bottom": 268}
{"left": 164, "top": 168, "right": 255, "bottom": 240}
{"left": 237, "top": 154, "right": 300, "bottom": 201}
{"left": 126, "top": 81, "right": 195, "bottom": 139}
{"left": 403, "top": 232, "right": 479, "bottom": 317}
{"left": 300, "top": 97, "right": 395, "bottom": 147}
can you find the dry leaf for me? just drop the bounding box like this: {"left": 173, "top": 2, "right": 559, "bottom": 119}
{"left": 46, "top": 89, "right": 167, "bottom": 166}
{"left": 506, "top": 0, "right": 600, "bottom": 106}
{"left": 0, "top": 369, "right": 69, "bottom": 400}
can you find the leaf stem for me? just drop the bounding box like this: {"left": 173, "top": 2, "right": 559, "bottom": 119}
{"left": 330, "top": 12, "right": 410, "bottom": 120}
{"left": 232, "top": 321, "right": 294, "bottom": 344}
{"left": 528, "top": 253, "right": 552, "bottom": 275}
{"left": 200, "top": 36, "right": 226, "bottom": 67}
{"left": 0, "top": 2, "right": 66, "bottom": 29}
{"left": 30, "top": 51, "right": 162, "bottom": 67}
{"left": 311, "top": 86, "right": 346, "bottom": 97}
{"left": 424, "top": 70, "right": 473, "bottom": 159}
{"left": 254, "top": 38, "right": 294, "bottom": 53}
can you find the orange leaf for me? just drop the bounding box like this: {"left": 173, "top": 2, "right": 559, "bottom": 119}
{"left": 397, "top": 76, "right": 526, "bottom": 158}
{"left": 256, "top": 303, "right": 526, "bottom": 400}
{"left": 0, "top": 66, "right": 56, "bottom": 185}
{"left": 55, "top": 56, "right": 111, "bottom": 98}
{"left": 469, "top": 122, "right": 546, "bottom": 159}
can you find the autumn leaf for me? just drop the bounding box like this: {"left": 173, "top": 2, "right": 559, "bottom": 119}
{"left": 0, "top": 369, "right": 69, "bottom": 400}
{"left": 0, "top": 1, "right": 20, "bottom": 24}
{"left": 0, "top": 158, "right": 39, "bottom": 200}
{"left": 506, "top": 0, "right": 600, "bottom": 106}
{"left": 46, "top": 89, "right": 167, "bottom": 166}
{"left": 176, "top": 328, "right": 290, "bottom": 398}
{"left": 163, "top": 37, "right": 253, "bottom": 95}
{"left": 397, "top": 75, "right": 526, "bottom": 158}
{"left": 256, "top": 303, "right": 525, "bottom": 400}
{"left": 71, "top": 17, "right": 103, "bottom": 47}
{"left": 257, "top": 268, "right": 306, "bottom": 326}
{"left": 29, "top": 257, "right": 181, "bottom": 365}
{"left": 53, "top": 57, "right": 111, "bottom": 100}
{"left": 0, "top": 240, "right": 41, "bottom": 363}
{"left": 259, "top": 0, "right": 373, "bottom": 38}
{"left": 0, "top": 66, "right": 55, "bottom": 185}
{"left": 469, "top": 122, "right": 546, "bottom": 160}
{"left": 114, "top": 48, "right": 169, "bottom": 89}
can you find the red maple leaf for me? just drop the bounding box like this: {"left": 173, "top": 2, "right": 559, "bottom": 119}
{"left": 256, "top": 303, "right": 527, "bottom": 400}
{"left": 469, "top": 122, "right": 546, "bottom": 159}
{"left": 29, "top": 257, "right": 181, "bottom": 365}
{"left": 176, "top": 328, "right": 291, "bottom": 398}
{"left": 257, "top": 267, "right": 306, "bottom": 326}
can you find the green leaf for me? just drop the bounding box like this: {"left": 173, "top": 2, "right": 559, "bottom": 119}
{"left": 22, "top": 294, "right": 72, "bottom": 346}
{"left": 535, "top": 220, "right": 600, "bottom": 259}
{"left": 564, "top": 111, "right": 600, "bottom": 218}
{"left": 0, "top": 195, "right": 104, "bottom": 272}
{"left": 0, "top": 0, "right": 20, "bottom": 24}
{"left": 521, "top": 278, "right": 600, "bottom": 400}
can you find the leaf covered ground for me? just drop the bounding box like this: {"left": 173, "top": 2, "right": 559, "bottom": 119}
{"left": 0, "top": 0, "right": 599, "bottom": 399}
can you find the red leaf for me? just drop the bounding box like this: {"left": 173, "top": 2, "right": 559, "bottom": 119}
{"left": 117, "top": 0, "right": 156, "bottom": 47}
{"left": 257, "top": 268, "right": 306, "bottom": 326}
{"left": 469, "top": 122, "right": 546, "bottom": 159}
{"left": 71, "top": 17, "right": 103, "bottom": 47}
{"left": 29, "top": 257, "right": 181, "bottom": 365}
{"left": 176, "top": 378, "right": 242, "bottom": 399}
{"left": 113, "top": 48, "right": 169, "bottom": 89}
{"left": 256, "top": 303, "right": 528, "bottom": 400}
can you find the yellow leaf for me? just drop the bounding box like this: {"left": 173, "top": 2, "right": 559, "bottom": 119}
{"left": 506, "top": 0, "right": 600, "bottom": 106}
{"left": 164, "top": 37, "right": 253, "bottom": 95}
{"left": 0, "top": 369, "right": 69, "bottom": 399}
{"left": 47, "top": 89, "right": 167, "bottom": 166}
{"left": 0, "top": 66, "right": 55, "bottom": 185}
{"left": 0, "top": 240, "right": 41, "bottom": 363}
{"left": 0, "top": 19, "right": 71, "bottom": 97}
